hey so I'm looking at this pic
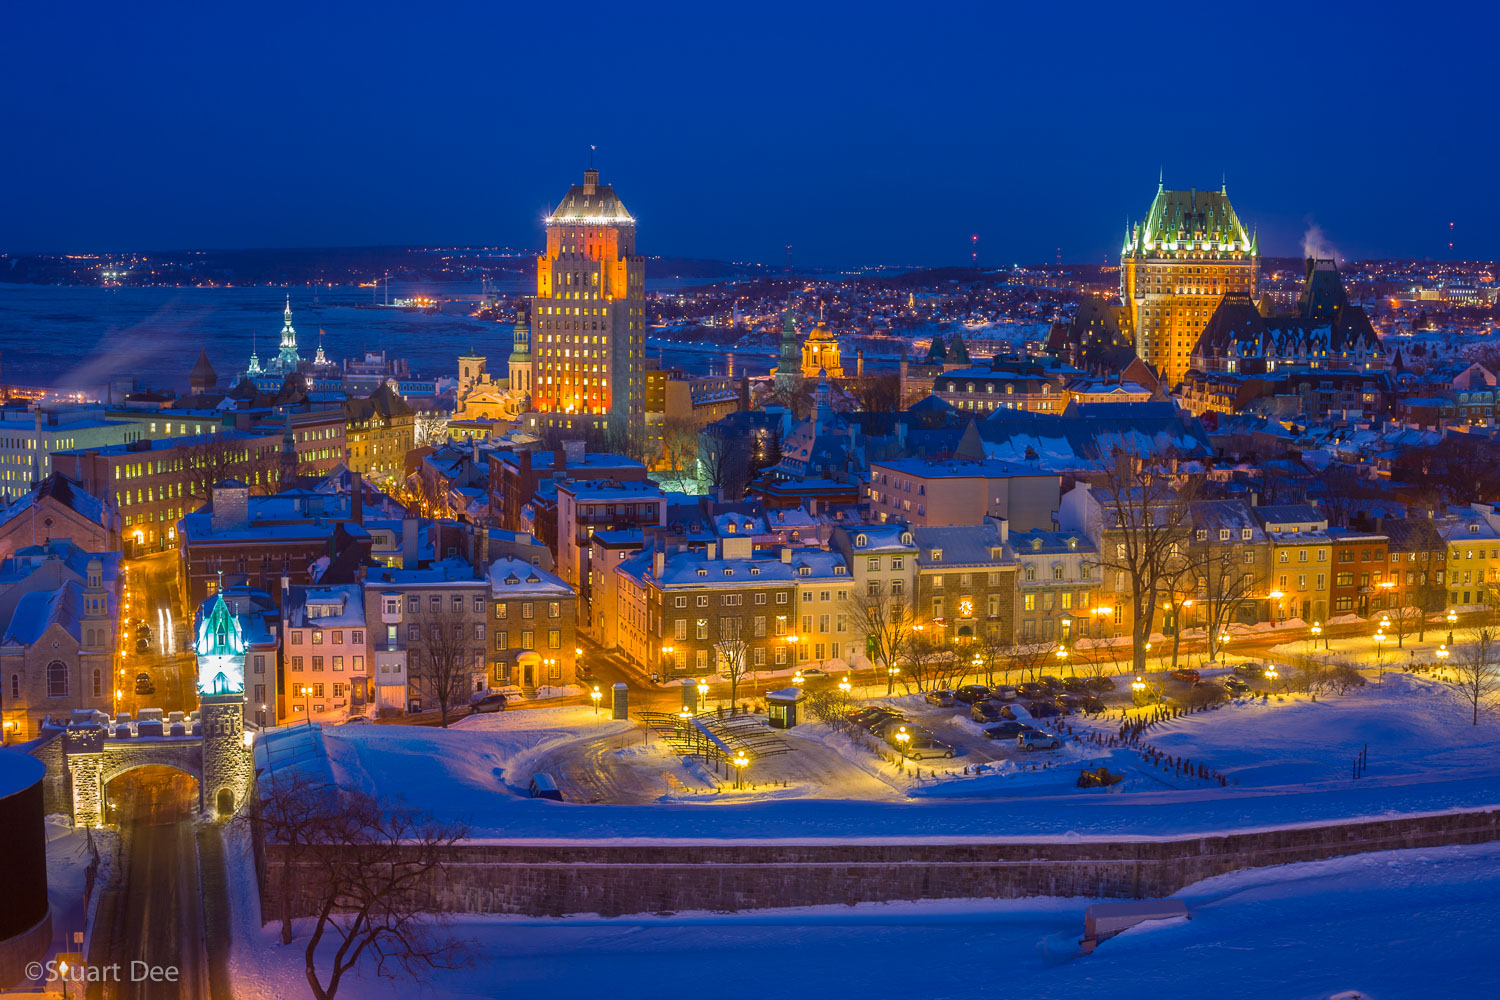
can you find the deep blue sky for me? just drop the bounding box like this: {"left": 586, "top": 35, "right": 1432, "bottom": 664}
{"left": 3, "top": 1, "right": 1494, "bottom": 266}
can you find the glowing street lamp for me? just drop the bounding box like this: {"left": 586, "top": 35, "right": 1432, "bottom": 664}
{"left": 697, "top": 679, "right": 709, "bottom": 709}
{"left": 1436, "top": 644, "right": 1450, "bottom": 667}
{"left": 590, "top": 685, "right": 602, "bottom": 716}
{"left": 894, "top": 725, "right": 911, "bottom": 757}
{"left": 1310, "top": 621, "right": 1325, "bottom": 650}
{"left": 1264, "top": 664, "right": 1279, "bottom": 687}
{"left": 792, "top": 670, "right": 804, "bottom": 687}
{"left": 732, "top": 751, "right": 749, "bottom": 789}
{"left": 838, "top": 675, "right": 851, "bottom": 695}
{"left": 1447, "top": 609, "right": 1458, "bottom": 646}
{"left": 886, "top": 664, "right": 900, "bottom": 695}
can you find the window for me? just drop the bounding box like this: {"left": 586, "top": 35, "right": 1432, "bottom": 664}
{"left": 407, "top": 596, "right": 420, "bottom": 614}
{"left": 312, "top": 656, "right": 324, "bottom": 671}
{"left": 494, "top": 603, "right": 508, "bottom": 620}
{"left": 332, "top": 656, "right": 344, "bottom": 671}
{"left": 46, "top": 660, "right": 68, "bottom": 698}
{"left": 291, "top": 656, "right": 303, "bottom": 670}
{"left": 549, "top": 601, "right": 561, "bottom": 619}
{"left": 522, "top": 602, "right": 535, "bottom": 619}
{"left": 520, "top": 630, "right": 534, "bottom": 649}
{"left": 696, "top": 620, "right": 708, "bottom": 640}
{"left": 407, "top": 624, "right": 420, "bottom": 640}
{"left": 674, "top": 620, "right": 687, "bottom": 640}
{"left": 351, "top": 630, "right": 363, "bottom": 645}
{"left": 548, "top": 630, "right": 561, "bottom": 649}
{"left": 291, "top": 630, "right": 303, "bottom": 645}
{"left": 675, "top": 596, "right": 687, "bottom": 608}
{"left": 473, "top": 596, "right": 485, "bottom": 614}
{"left": 253, "top": 655, "right": 265, "bottom": 674}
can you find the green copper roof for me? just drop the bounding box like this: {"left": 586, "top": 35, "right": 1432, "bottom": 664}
{"left": 1125, "top": 186, "right": 1252, "bottom": 255}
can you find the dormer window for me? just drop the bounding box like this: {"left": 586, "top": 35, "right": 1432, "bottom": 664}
{"left": 696, "top": 568, "right": 708, "bottom": 577}
{"left": 834, "top": 565, "right": 847, "bottom": 575}
{"left": 1241, "top": 528, "right": 1252, "bottom": 540}
{"left": 901, "top": 533, "right": 913, "bottom": 545}
{"left": 1470, "top": 524, "right": 1481, "bottom": 534}
{"left": 1068, "top": 538, "right": 1078, "bottom": 550}
{"left": 855, "top": 533, "right": 868, "bottom": 547}
{"left": 930, "top": 548, "right": 942, "bottom": 562}
{"left": 798, "top": 566, "right": 811, "bottom": 576}
{"left": 1030, "top": 538, "right": 1042, "bottom": 551}
{"left": 723, "top": 568, "right": 734, "bottom": 576}
{"left": 749, "top": 567, "right": 761, "bottom": 576}
{"left": 1219, "top": 528, "right": 1230, "bottom": 541}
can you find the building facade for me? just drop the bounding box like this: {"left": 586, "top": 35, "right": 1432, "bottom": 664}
{"left": 1121, "top": 181, "right": 1258, "bottom": 388}
{"left": 530, "top": 168, "right": 646, "bottom": 436}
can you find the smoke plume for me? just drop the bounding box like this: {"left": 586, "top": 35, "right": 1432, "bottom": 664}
{"left": 1301, "top": 221, "right": 1340, "bottom": 262}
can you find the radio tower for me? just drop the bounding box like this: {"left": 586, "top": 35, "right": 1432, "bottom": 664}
{"left": 970, "top": 234, "right": 978, "bottom": 268}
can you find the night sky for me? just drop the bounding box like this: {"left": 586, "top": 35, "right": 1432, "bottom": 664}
{"left": 4, "top": 1, "right": 1493, "bottom": 266}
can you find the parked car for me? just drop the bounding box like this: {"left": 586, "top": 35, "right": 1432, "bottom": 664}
{"left": 341, "top": 716, "right": 373, "bottom": 725}
{"left": 901, "top": 733, "right": 956, "bottom": 760}
{"left": 1232, "top": 663, "right": 1262, "bottom": 678}
{"left": 1039, "top": 675, "right": 1066, "bottom": 693}
{"left": 983, "top": 721, "right": 1044, "bottom": 741}
{"left": 1055, "top": 692, "right": 1084, "bottom": 710}
{"left": 953, "top": 684, "right": 991, "bottom": 704}
{"left": 970, "top": 701, "right": 1013, "bottom": 723}
{"left": 990, "top": 684, "right": 1017, "bottom": 702}
{"left": 1079, "top": 695, "right": 1107, "bottom": 714}
{"left": 135, "top": 636, "right": 151, "bottom": 654}
{"left": 1224, "top": 676, "right": 1251, "bottom": 695}
{"left": 134, "top": 671, "right": 155, "bottom": 696}
{"left": 1026, "top": 700, "right": 1062, "bottom": 718}
{"left": 1169, "top": 668, "right": 1201, "bottom": 684}
{"left": 1084, "top": 676, "right": 1116, "bottom": 693}
{"left": 1062, "top": 677, "right": 1090, "bottom": 694}
{"left": 470, "top": 692, "right": 508, "bottom": 713}
{"left": 1018, "top": 731, "right": 1063, "bottom": 752}
{"left": 1016, "top": 682, "right": 1048, "bottom": 700}
{"left": 134, "top": 622, "right": 151, "bottom": 639}
{"left": 925, "top": 690, "right": 955, "bottom": 707}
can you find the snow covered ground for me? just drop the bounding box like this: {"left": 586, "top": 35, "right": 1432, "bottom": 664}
{"left": 296, "top": 673, "right": 1500, "bottom": 843}
{"left": 224, "top": 839, "right": 1500, "bottom": 1000}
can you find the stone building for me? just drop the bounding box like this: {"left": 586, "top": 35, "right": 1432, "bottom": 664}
{"left": 280, "top": 583, "right": 371, "bottom": 722}
{"left": 0, "top": 473, "right": 118, "bottom": 561}
{"left": 0, "top": 557, "right": 115, "bottom": 739}
{"left": 912, "top": 521, "right": 1017, "bottom": 644}
{"left": 1121, "top": 179, "right": 1258, "bottom": 388}
{"left": 1011, "top": 529, "right": 1100, "bottom": 643}
{"left": 344, "top": 383, "right": 415, "bottom": 482}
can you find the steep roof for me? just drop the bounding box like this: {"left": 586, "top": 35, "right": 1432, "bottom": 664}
{"left": 0, "top": 473, "right": 110, "bottom": 533}
{"left": 548, "top": 170, "right": 633, "bottom": 224}
{"left": 190, "top": 348, "right": 217, "bottom": 386}
{"left": 1131, "top": 186, "right": 1251, "bottom": 252}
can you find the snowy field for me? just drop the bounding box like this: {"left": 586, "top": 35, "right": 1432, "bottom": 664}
{"left": 224, "top": 839, "right": 1500, "bottom": 1000}
{"left": 299, "top": 671, "right": 1500, "bottom": 843}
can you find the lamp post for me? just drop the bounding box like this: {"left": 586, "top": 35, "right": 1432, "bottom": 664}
{"left": 696, "top": 679, "right": 709, "bottom": 710}
{"left": 792, "top": 670, "right": 804, "bottom": 688}
{"left": 1268, "top": 590, "right": 1284, "bottom": 624}
{"left": 894, "top": 724, "right": 910, "bottom": 761}
{"left": 301, "top": 684, "right": 312, "bottom": 718}
{"left": 1130, "top": 674, "right": 1147, "bottom": 706}
{"left": 1436, "top": 644, "right": 1450, "bottom": 674}
{"left": 661, "top": 644, "right": 675, "bottom": 680}
{"left": 1309, "top": 621, "right": 1323, "bottom": 657}
{"left": 838, "top": 674, "right": 851, "bottom": 696}
{"left": 1373, "top": 631, "right": 1388, "bottom": 683}
{"left": 1264, "top": 664, "right": 1279, "bottom": 692}
{"left": 590, "top": 685, "right": 602, "bottom": 716}
{"left": 886, "top": 664, "right": 900, "bottom": 695}
{"left": 1447, "top": 609, "right": 1458, "bottom": 646}
{"left": 732, "top": 751, "right": 749, "bottom": 789}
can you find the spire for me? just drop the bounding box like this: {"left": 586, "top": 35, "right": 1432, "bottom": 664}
{"left": 1221, "top": 172, "right": 1227, "bottom": 195}
{"left": 1158, "top": 167, "right": 1163, "bottom": 193}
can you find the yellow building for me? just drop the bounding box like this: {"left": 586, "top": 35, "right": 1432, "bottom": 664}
{"left": 801, "top": 316, "right": 844, "bottom": 378}
{"left": 344, "top": 383, "right": 415, "bottom": 482}
{"left": 531, "top": 168, "right": 645, "bottom": 434}
{"left": 1122, "top": 179, "right": 1258, "bottom": 388}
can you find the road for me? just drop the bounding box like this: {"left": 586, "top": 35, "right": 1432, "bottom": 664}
{"left": 116, "top": 552, "right": 195, "bottom": 718}
{"left": 89, "top": 768, "right": 209, "bottom": 1000}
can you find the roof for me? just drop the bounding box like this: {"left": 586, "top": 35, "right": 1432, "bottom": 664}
{"left": 283, "top": 583, "right": 366, "bottom": 629}
{"left": 345, "top": 382, "right": 413, "bottom": 422}
{"left": 912, "top": 522, "right": 1013, "bottom": 568}
{"left": 1127, "top": 185, "right": 1251, "bottom": 253}
{"left": 0, "top": 474, "right": 111, "bottom": 534}
{"left": 1, "top": 579, "right": 103, "bottom": 646}
{"left": 1011, "top": 529, "right": 1092, "bottom": 556}
{"left": 190, "top": 348, "right": 217, "bottom": 385}
{"left": 548, "top": 170, "right": 633, "bottom": 224}
{"left": 366, "top": 557, "right": 483, "bottom": 587}
{"left": 486, "top": 556, "right": 572, "bottom": 598}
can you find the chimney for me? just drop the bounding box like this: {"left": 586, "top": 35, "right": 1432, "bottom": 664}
{"left": 780, "top": 548, "right": 792, "bottom": 564}
{"left": 564, "top": 439, "right": 585, "bottom": 465}
{"left": 706, "top": 541, "right": 718, "bottom": 561}
{"left": 350, "top": 471, "right": 364, "bottom": 524}
{"left": 554, "top": 448, "right": 566, "bottom": 479}
{"left": 652, "top": 549, "right": 665, "bottom": 578}
{"left": 477, "top": 525, "right": 490, "bottom": 570}
{"left": 583, "top": 168, "right": 598, "bottom": 195}
{"left": 401, "top": 517, "right": 419, "bottom": 565}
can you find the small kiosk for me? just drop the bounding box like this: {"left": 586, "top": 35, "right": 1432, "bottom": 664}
{"left": 766, "top": 688, "right": 805, "bottom": 729}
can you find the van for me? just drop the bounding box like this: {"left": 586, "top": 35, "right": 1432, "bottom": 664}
{"left": 528, "top": 773, "right": 563, "bottom": 801}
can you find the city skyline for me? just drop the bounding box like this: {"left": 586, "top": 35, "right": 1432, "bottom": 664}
{"left": 3, "top": 2, "right": 1495, "bottom": 265}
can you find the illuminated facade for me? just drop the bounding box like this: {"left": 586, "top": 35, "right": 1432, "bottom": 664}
{"left": 800, "top": 313, "right": 844, "bottom": 379}
{"left": 1122, "top": 180, "right": 1258, "bottom": 388}
{"left": 531, "top": 169, "right": 645, "bottom": 434}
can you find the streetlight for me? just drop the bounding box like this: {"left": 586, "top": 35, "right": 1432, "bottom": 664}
{"left": 1264, "top": 664, "right": 1279, "bottom": 690}
{"left": 696, "top": 679, "right": 709, "bottom": 709}
{"left": 886, "top": 664, "right": 900, "bottom": 695}
{"left": 1447, "top": 609, "right": 1458, "bottom": 646}
{"left": 732, "top": 751, "right": 749, "bottom": 789}
{"left": 301, "top": 684, "right": 312, "bottom": 717}
{"left": 1437, "top": 644, "right": 1450, "bottom": 671}
{"left": 894, "top": 725, "right": 911, "bottom": 758}
{"left": 838, "top": 674, "right": 851, "bottom": 695}
{"left": 590, "top": 685, "right": 602, "bottom": 716}
{"left": 661, "top": 644, "right": 675, "bottom": 676}
{"left": 792, "top": 670, "right": 804, "bottom": 687}
{"left": 1268, "top": 590, "right": 1284, "bottom": 622}
{"left": 1311, "top": 620, "right": 1326, "bottom": 650}
{"left": 1130, "top": 674, "right": 1147, "bottom": 705}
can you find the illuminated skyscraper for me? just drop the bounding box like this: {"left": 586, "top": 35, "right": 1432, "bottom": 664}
{"left": 1121, "top": 179, "right": 1258, "bottom": 387}
{"left": 531, "top": 168, "right": 645, "bottom": 435}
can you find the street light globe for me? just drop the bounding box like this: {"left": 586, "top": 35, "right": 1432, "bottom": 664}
{"left": 697, "top": 680, "right": 709, "bottom": 695}
{"left": 839, "top": 676, "right": 851, "bottom": 693}
{"left": 678, "top": 707, "right": 692, "bottom": 720}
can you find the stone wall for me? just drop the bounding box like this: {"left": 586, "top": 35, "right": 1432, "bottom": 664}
{"left": 260, "top": 807, "right": 1500, "bottom": 920}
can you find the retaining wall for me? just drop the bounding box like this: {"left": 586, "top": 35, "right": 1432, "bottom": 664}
{"left": 260, "top": 807, "right": 1500, "bottom": 919}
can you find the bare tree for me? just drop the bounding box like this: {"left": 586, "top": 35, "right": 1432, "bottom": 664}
{"left": 805, "top": 684, "right": 857, "bottom": 733}
{"left": 844, "top": 587, "right": 915, "bottom": 695}
{"left": 1193, "top": 548, "right": 1259, "bottom": 663}
{"left": 184, "top": 433, "right": 280, "bottom": 500}
{"left": 714, "top": 619, "right": 749, "bottom": 711}
{"left": 415, "top": 613, "right": 473, "bottom": 728}
{"left": 1455, "top": 625, "right": 1500, "bottom": 725}
{"left": 243, "top": 764, "right": 340, "bottom": 946}
{"left": 1092, "top": 449, "right": 1199, "bottom": 674}
{"left": 301, "top": 793, "right": 472, "bottom": 1000}
{"left": 897, "top": 631, "right": 949, "bottom": 692}
{"left": 970, "top": 627, "right": 1010, "bottom": 686}
{"left": 656, "top": 416, "right": 702, "bottom": 491}
{"left": 1008, "top": 640, "right": 1058, "bottom": 685}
